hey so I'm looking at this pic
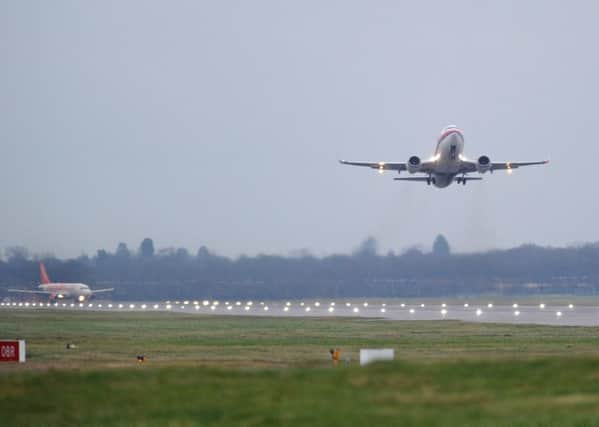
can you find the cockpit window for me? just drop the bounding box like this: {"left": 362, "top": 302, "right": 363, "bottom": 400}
{"left": 442, "top": 124, "right": 457, "bottom": 132}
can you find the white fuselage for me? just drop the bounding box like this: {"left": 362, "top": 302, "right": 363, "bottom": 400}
{"left": 430, "top": 128, "right": 465, "bottom": 188}
{"left": 39, "top": 283, "right": 92, "bottom": 301}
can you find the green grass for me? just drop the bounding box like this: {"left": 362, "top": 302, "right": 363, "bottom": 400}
{"left": 2, "top": 310, "right": 599, "bottom": 426}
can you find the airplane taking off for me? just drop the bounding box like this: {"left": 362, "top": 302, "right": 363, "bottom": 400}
{"left": 8, "top": 263, "right": 113, "bottom": 302}
{"left": 340, "top": 125, "right": 548, "bottom": 188}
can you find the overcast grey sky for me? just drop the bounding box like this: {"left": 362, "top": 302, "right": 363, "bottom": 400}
{"left": 1, "top": 1, "right": 598, "bottom": 258}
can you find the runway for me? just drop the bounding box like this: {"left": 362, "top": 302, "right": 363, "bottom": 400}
{"left": 3, "top": 298, "right": 598, "bottom": 326}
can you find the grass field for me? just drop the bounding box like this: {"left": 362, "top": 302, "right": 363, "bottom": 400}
{"left": 2, "top": 310, "right": 599, "bottom": 426}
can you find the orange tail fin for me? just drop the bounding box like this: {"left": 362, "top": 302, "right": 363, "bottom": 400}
{"left": 39, "top": 262, "right": 51, "bottom": 284}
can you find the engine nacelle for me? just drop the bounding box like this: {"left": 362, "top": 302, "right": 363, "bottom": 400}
{"left": 477, "top": 155, "right": 491, "bottom": 173}
{"left": 407, "top": 156, "right": 421, "bottom": 174}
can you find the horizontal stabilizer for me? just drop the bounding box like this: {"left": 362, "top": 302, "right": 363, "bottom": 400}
{"left": 8, "top": 289, "right": 54, "bottom": 294}
{"left": 393, "top": 177, "right": 431, "bottom": 182}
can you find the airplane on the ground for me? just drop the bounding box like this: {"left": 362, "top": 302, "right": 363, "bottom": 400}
{"left": 8, "top": 263, "right": 113, "bottom": 302}
{"left": 339, "top": 125, "right": 548, "bottom": 188}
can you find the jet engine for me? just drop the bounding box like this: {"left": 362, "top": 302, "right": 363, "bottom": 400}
{"left": 407, "top": 156, "right": 421, "bottom": 174}
{"left": 477, "top": 155, "right": 491, "bottom": 173}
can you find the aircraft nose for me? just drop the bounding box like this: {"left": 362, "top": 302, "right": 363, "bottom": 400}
{"left": 449, "top": 131, "right": 463, "bottom": 144}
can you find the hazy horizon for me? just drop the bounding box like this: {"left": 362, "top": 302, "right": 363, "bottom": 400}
{"left": 2, "top": 1, "right": 598, "bottom": 258}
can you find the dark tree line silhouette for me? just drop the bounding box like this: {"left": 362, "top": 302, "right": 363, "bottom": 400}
{"left": 1, "top": 236, "right": 598, "bottom": 300}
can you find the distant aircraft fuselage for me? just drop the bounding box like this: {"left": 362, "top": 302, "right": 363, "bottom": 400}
{"left": 8, "top": 263, "right": 113, "bottom": 302}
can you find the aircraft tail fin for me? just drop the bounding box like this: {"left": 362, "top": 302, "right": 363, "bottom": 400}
{"left": 39, "top": 262, "right": 51, "bottom": 285}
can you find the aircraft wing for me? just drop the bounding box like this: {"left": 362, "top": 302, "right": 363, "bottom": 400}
{"left": 8, "top": 289, "right": 54, "bottom": 294}
{"left": 491, "top": 160, "right": 549, "bottom": 170}
{"left": 91, "top": 288, "right": 114, "bottom": 293}
{"left": 461, "top": 160, "right": 549, "bottom": 173}
{"left": 339, "top": 160, "right": 407, "bottom": 172}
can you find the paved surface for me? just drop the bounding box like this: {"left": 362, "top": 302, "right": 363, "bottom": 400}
{"left": 3, "top": 298, "right": 597, "bottom": 326}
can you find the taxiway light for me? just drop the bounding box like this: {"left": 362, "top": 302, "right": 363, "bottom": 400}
{"left": 284, "top": 307, "right": 290, "bottom": 312}
{"left": 512, "top": 303, "right": 518, "bottom": 308}
{"left": 153, "top": 304, "right": 159, "bottom": 309}
{"left": 556, "top": 311, "right": 562, "bottom": 317}
{"left": 260, "top": 301, "right": 264, "bottom": 305}
{"left": 210, "top": 306, "right": 216, "bottom": 311}
{"left": 193, "top": 301, "right": 199, "bottom": 305}
{"left": 353, "top": 307, "right": 359, "bottom": 313}
{"left": 79, "top": 303, "right": 84, "bottom": 308}
{"left": 181, "top": 305, "right": 186, "bottom": 309}
{"left": 129, "top": 304, "right": 135, "bottom": 309}
{"left": 236, "top": 301, "right": 241, "bottom": 306}
{"left": 98, "top": 304, "right": 102, "bottom": 308}
{"left": 328, "top": 307, "right": 334, "bottom": 313}
{"left": 286, "top": 301, "right": 291, "bottom": 306}
{"left": 409, "top": 308, "right": 415, "bottom": 314}
{"left": 118, "top": 304, "right": 124, "bottom": 309}
{"left": 382, "top": 303, "right": 386, "bottom": 307}
{"left": 31, "top": 303, "right": 36, "bottom": 307}
{"left": 441, "top": 303, "right": 447, "bottom": 308}
{"left": 306, "top": 307, "right": 311, "bottom": 312}
{"left": 314, "top": 301, "right": 320, "bottom": 307}
{"left": 25, "top": 302, "right": 30, "bottom": 307}
{"left": 264, "top": 306, "right": 269, "bottom": 311}
{"left": 345, "top": 302, "right": 351, "bottom": 307}
{"left": 108, "top": 304, "right": 113, "bottom": 308}
{"left": 539, "top": 303, "right": 545, "bottom": 309}
{"left": 202, "top": 300, "right": 210, "bottom": 306}
{"left": 227, "top": 306, "right": 232, "bottom": 311}
{"left": 441, "top": 309, "right": 447, "bottom": 315}
{"left": 247, "top": 301, "right": 253, "bottom": 306}
{"left": 487, "top": 303, "right": 493, "bottom": 308}
{"left": 141, "top": 304, "right": 147, "bottom": 309}
{"left": 420, "top": 303, "right": 425, "bottom": 308}
{"left": 214, "top": 301, "right": 220, "bottom": 306}
{"left": 244, "top": 306, "right": 250, "bottom": 311}
{"left": 514, "top": 310, "right": 520, "bottom": 316}
{"left": 476, "top": 309, "right": 483, "bottom": 316}
{"left": 166, "top": 304, "right": 172, "bottom": 309}
{"left": 464, "top": 303, "right": 469, "bottom": 308}
{"left": 54, "top": 302, "right": 59, "bottom": 307}
{"left": 380, "top": 308, "right": 386, "bottom": 313}
{"left": 330, "top": 302, "right": 336, "bottom": 306}
{"left": 300, "top": 302, "right": 305, "bottom": 306}
{"left": 568, "top": 304, "right": 574, "bottom": 309}
{"left": 225, "top": 301, "right": 230, "bottom": 306}
{"left": 183, "top": 300, "right": 189, "bottom": 305}
{"left": 88, "top": 303, "right": 94, "bottom": 308}
{"left": 18, "top": 302, "right": 23, "bottom": 307}
{"left": 363, "top": 302, "right": 368, "bottom": 307}
{"left": 400, "top": 303, "right": 406, "bottom": 308}
{"left": 195, "top": 306, "right": 200, "bottom": 310}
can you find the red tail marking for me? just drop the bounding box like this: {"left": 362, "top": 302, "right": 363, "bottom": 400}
{"left": 39, "top": 263, "right": 51, "bottom": 285}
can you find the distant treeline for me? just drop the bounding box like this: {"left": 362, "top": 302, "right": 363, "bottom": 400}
{"left": 1, "top": 236, "right": 598, "bottom": 300}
